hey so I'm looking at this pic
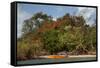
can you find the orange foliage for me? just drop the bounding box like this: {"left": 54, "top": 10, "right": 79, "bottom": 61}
{"left": 37, "top": 21, "right": 63, "bottom": 33}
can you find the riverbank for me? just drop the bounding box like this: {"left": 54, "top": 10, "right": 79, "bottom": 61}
{"left": 69, "top": 55, "right": 96, "bottom": 58}
{"left": 17, "top": 55, "right": 96, "bottom": 65}
{"left": 39, "top": 55, "right": 96, "bottom": 59}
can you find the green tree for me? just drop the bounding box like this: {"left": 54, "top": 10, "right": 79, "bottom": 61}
{"left": 42, "top": 29, "right": 61, "bottom": 54}
{"left": 22, "top": 12, "right": 53, "bottom": 34}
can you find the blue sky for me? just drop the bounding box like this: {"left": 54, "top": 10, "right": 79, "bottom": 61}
{"left": 17, "top": 3, "right": 96, "bottom": 38}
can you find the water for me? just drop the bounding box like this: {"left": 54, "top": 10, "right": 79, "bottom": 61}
{"left": 17, "top": 57, "right": 96, "bottom": 65}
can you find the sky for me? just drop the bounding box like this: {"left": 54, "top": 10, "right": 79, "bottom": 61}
{"left": 17, "top": 3, "right": 96, "bottom": 38}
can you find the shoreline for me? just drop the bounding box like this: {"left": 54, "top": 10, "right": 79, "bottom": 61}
{"left": 69, "top": 55, "right": 96, "bottom": 58}
{"left": 17, "top": 55, "right": 96, "bottom": 65}
{"left": 39, "top": 55, "right": 96, "bottom": 58}
{"left": 17, "top": 55, "right": 96, "bottom": 61}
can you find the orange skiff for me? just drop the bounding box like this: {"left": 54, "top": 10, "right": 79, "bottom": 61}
{"left": 47, "top": 55, "right": 66, "bottom": 59}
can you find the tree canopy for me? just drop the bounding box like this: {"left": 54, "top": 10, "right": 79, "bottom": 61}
{"left": 17, "top": 12, "right": 96, "bottom": 60}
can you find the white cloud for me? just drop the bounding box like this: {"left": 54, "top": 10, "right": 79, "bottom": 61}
{"left": 76, "top": 7, "right": 96, "bottom": 26}
{"left": 53, "top": 18, "right": 57, "bottom": 21}
{"left": 17, "top": 4, "right": 32, "bottom": 38}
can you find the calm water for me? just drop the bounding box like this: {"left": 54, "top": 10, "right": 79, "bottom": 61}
{"left": 17, "top": 57, "right": 96, "bottom": 65}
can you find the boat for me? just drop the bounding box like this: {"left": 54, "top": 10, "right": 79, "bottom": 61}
{"left": 47, "top": 55, "right": 66, "bottom": 59}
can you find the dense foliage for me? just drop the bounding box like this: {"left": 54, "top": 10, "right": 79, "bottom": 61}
{"left": 17, "top": 12, "right": 96, "bottom": 60}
